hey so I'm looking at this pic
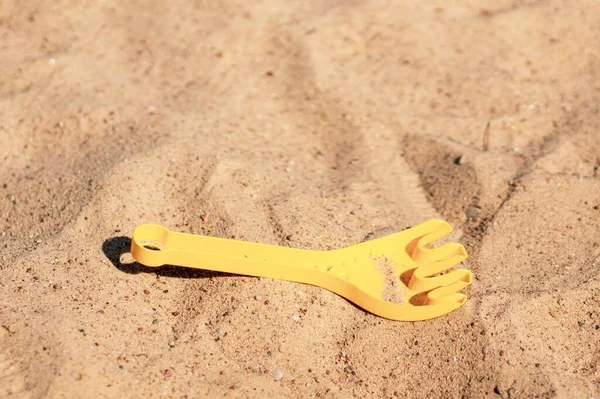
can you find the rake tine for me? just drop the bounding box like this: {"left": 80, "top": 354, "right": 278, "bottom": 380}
{"left": 424, "top": 276, "right": 473, "bottom": 306}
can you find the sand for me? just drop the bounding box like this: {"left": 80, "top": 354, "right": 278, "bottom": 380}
{"left": 1, "top": 0, "right": 600, "bottom": 397}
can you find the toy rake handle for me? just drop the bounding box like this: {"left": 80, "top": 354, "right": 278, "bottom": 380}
{"left": 130, "top": 224, "right": 338, "bottom": 281}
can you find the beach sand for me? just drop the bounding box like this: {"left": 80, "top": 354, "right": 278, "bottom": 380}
{"left": 1, "top": 0, "right": 599, "bottom": 397}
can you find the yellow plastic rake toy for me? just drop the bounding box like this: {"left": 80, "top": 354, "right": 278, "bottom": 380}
{"left": 130, "top": 219, "right": 472, "bottom": 321}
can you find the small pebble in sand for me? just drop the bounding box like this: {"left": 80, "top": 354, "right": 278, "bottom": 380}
{"left": 216, "top": 328, "right": 225, "bottom": 338}
{"left": 255, "top": 295, "right": 263, "bottom": 301}
{"left": 273, "top": 369, "right": 284, "bottom": 380}
{"left": 291, "top": 314, "right": 301, "bottom": 322}
{"left": 168, "top": 341, "right": 175, "bottom": 348}
{"left": 466, "top": 206, "right": 479, "bottom": 220}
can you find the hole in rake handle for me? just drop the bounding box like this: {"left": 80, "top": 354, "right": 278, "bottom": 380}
{"left": 143, "top": 245, "right": 162, "bottom": 251}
